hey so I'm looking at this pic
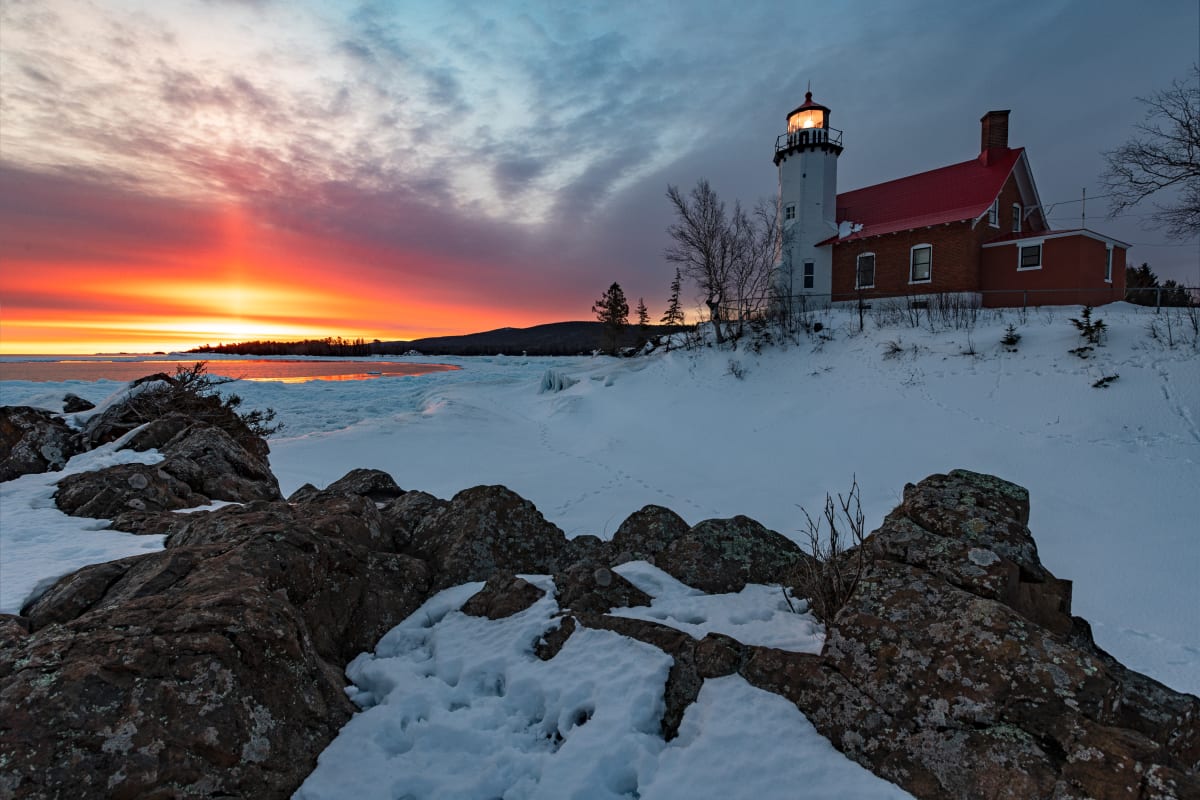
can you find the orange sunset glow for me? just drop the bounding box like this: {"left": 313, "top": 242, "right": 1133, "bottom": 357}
{"left": 0, "top": 191, "right": 577, "bottom": 354}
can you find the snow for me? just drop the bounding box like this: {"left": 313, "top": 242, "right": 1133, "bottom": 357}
{"left": 2, "top": 302, "right": 1197, "bottom": 795}
{"left": 611, "top": 561, "right": 823, "bottom": 653}
{"left": 0, "top": 443, "right": 166, "bottom": 612}
{"left": 295, "top": 576, "right": 912, "bottom": 800}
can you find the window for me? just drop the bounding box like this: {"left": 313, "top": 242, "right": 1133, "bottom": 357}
{"left": 784, "top": 203, "right": 796, "bottom": 221}
{"left": 909, "top": 245, "right": 931, "bottom": 283}
{"left": 1105, "top": 246, "right": 1113, "bottom": 282}
{"left": 802, "top": 261, "right": 815, "bottom": 289}
{"left": 855, "top": 252, "right": 875, "bottom": 289}
{"left": 988, "top": 199, "right": 999, "bottom": 227}
{"left": 1019, "top": 244, "right": 1042, "bottom": 270}
{"left": 1012, "top": 203, "right": 1021, "bottom": 233}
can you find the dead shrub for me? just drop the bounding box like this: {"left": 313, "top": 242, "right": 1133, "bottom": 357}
{"left": 795, "top": 477, "right": 869, "bottom": 623}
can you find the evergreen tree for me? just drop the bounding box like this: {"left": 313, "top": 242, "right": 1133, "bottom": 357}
{"left": 661, "top": 268, "right": 685, "bottom": 326}
{"left": 636, "top": 298, "right": 650, "bottom": 329}
{"left": 592, "top": 282, "right": 629, "bottom": 354}
{"left": 1126, "top": 262, "right": 1195, "bottom": 306}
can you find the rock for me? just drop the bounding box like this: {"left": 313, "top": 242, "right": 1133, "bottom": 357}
{"left": 79, "top": 377, "right": 175, "bottom": 449}
{"left": 119, "top": 411, "right": 193, "bottom": 452}
{"left": 534, "top": 615, "right": 577, "bottom": 661}
{"left": 288, "top": 482, "right": 321, "bottom": 503}
{"left": 409, "top": 485, "right": 566, "bottom": 589}
{"left": 106, "top": 509, "right": 193, "bottom": 535}
{"left": 292, "top": 468, "right": 406, "bottom": 504}
{"left": 81, "top": 375, "right": 270, "bottom": 462}
{"left": 165, "top": 495, "right": 398, "bottom": 554}
{"left": 461, "top": 573, "right": 546, "bottom": 619}
{"left": 3, "top": 509, "right": 431, "bottom": 798}
{"left": 158, "top": 424, "right": 281, "bottom": 503}
{"left": 54, "top": 463, "right": 209, "bottom": 518}
{"left": 610, "top": 504, "right": 690, "bottom": 564}
{"left": 553, "top": 561, "right": 652, "bottom": 614}
{"left": 62, "top": 393, "right": 95, "bottom": 413}
{"left": 0, "top": 406, "right": 82, "bottom": 482}
{"left": 305, "top": 494, "right": 395, "bottom": 551}
{"left": 0, "top": 615, "right": 30, "bottom": 660}
{"left": 59, "top": 422, "right": 279, "bottom": 519}
{"left": 739, "top": 470, "right": 1200, "bottom": 800}
{"left": 658, "top": 515, "right": 811, "bottom": 593}
{"left": 560, "top": 533, "right": 612, "bottom": 567}
{"left": 380, "top": 490, "right": 447, "bottom": 552}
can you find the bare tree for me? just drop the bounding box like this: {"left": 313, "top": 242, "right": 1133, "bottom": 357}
{"left": 1102, "top": 65, "right": 1200, "bottom": 239}
{"left": 729, "top": 199, "right": 780, "bottom": 335}
{"left": 665, "top": 180, "right": 735, "bottom": 343}
{"left": 665, "top": 181, "right": 778, "bottom": 342}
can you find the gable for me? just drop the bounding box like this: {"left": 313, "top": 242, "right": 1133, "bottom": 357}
{"left": 827, "top": 148, "right": 1025, "bottom": 244}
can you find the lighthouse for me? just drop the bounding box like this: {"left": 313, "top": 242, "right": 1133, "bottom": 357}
{"left": 773, "top": 91, "right": 843, "bottom": 310}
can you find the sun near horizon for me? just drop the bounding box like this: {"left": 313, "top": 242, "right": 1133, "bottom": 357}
{"left": 0, "top": 196, "right": 583, "bottom": 355}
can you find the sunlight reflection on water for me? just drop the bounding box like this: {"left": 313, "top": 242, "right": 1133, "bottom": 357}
{"left": 0, "top": 359, "right": 460, "bottom": 383}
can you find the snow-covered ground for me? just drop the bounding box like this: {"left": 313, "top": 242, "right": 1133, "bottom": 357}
{"left": 295, "top": 566, "right": 910, "bottom": 800}
{"left": 2, "top": 302, "right": 1197, "bottom": 796}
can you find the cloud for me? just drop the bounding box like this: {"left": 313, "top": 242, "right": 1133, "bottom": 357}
{"left": 2, "top": 0, "right": 1196, "bottom": 351}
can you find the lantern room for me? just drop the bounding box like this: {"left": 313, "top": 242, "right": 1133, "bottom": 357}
{"left": 774, "top": 90, "right": 842, "bottom": 165}
{"left": 787, "top": 91, "right": 829, "bottom": 132}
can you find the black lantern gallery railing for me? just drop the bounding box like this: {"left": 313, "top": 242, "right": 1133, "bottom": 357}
{"left": 775, "top": 126, "right": 843, "bottom": 155}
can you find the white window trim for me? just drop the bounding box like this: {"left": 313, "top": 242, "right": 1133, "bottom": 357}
{"left": 802, "top": 260, "right": 815, "bottom": 290}
{"left": 855, "top": 252, "right": 876, "bottom": 289}
{"left": 1017, "top": 240, "right": 1044, "bottom": 271}
{"left": 784, "top": 203, "right": 796, "bottom": 221}
{"left": 909, "top": 243, "right": 932, "bottom": 284}
{"left": 1012, "top": 203, "right": 1021, "bottom": 233}
{"left": 988, "top": 199, "right": 999, "bottom": 228}
{"left": 1104, "top": 245, "right": 1113, "bottom": 283}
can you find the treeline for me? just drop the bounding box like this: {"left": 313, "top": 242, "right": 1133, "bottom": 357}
{"left": 1125, "top": 264, "right": 1196, "bottom": 307}
{"left": 188, "top": 322, "right": 693, "bottom": 358}
{"left": 191, "top": 337, "right": 381, "bottom": 357}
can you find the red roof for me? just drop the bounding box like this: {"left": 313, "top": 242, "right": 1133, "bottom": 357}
{"left": 822, "top": 148, "right": 1024, "bottom": 245}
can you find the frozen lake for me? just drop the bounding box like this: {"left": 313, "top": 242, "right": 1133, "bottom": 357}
{"left": 0, "top": 357, "right": 459, "bottom": 384}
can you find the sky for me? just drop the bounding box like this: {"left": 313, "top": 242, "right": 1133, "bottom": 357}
{"left": 1, "top": 0, "right": 1197, "bottom": 353}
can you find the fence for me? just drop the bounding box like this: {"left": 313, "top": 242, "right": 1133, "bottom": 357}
{"left": 717, "top": 286, "right": 1199, "bottom": 321}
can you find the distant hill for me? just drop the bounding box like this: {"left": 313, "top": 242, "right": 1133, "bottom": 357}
{"left": 190, "top": 322, "right": 691, "bottom": 358}
{"left": 395, "top": 321, "right": 688, "bottom": 356}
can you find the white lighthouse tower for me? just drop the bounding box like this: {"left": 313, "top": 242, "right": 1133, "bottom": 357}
{"left": 773, "top": 91, "right": 843, "bottom": 311}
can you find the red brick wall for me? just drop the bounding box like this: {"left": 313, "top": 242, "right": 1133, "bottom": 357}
{"left": 831, "top": 222, "right": 979, "bottom": 299}
{"left": 830, "top": 171, "right": 1045, "bottom": 301}
{"left": 981, "top": 235, "right": 1127, "bottom": 307}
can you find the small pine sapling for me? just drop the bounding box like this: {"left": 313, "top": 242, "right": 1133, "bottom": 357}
{"left": 1001, "top": 323, "right": 1021, "bottom": 350}
{"left": 1069, "top": 306, "right": 1108, "bottom": 345}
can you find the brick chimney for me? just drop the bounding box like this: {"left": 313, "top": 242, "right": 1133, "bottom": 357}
{"left": 980, "top": 109, "right": 1011, "bottom": 166}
